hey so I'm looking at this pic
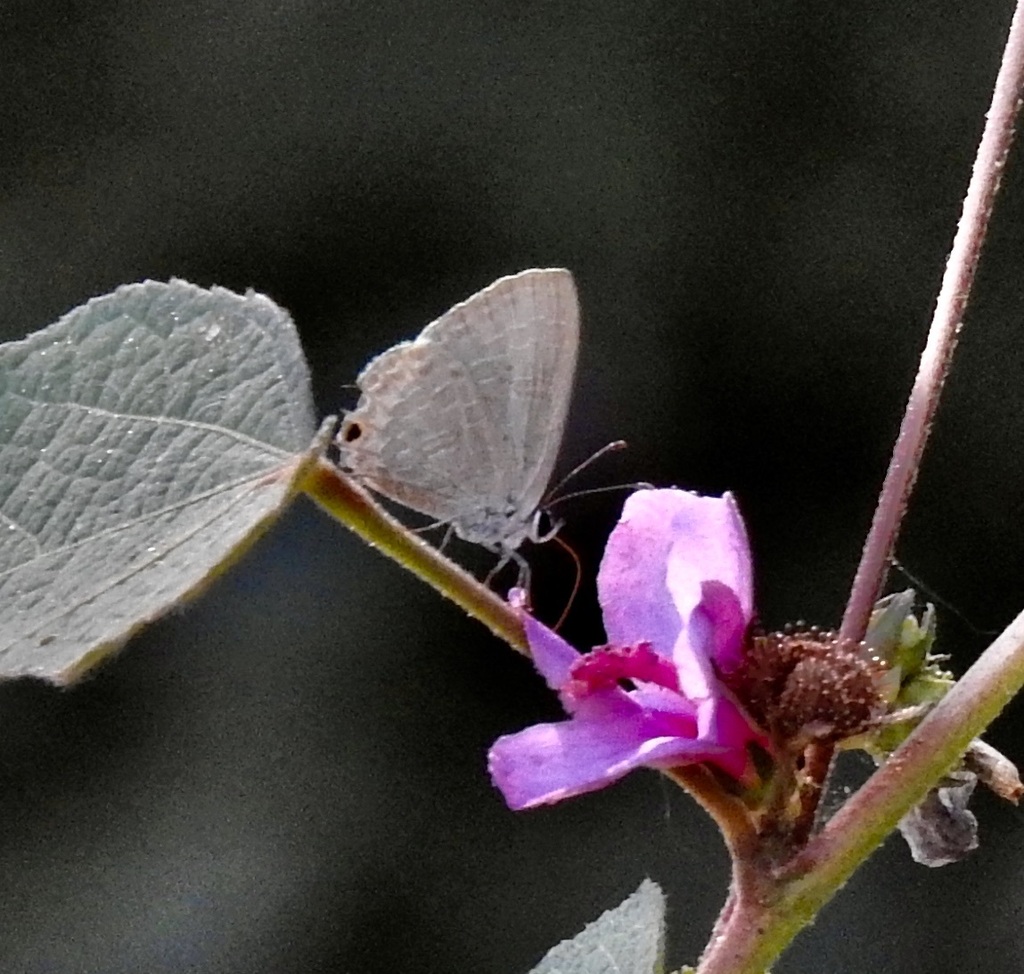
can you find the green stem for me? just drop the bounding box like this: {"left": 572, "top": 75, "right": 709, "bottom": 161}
{"left": 300, "top": 457, "right": 528, "bottom": 655}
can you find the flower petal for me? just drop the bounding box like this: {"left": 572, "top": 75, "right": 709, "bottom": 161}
{"left": 664, "top": 493, "right": 752, "bottom": 677}
{"left": 598, "top": 489, "right": 753, "bottom": 695}
{"left": 488, "top": 704, "right": 729, "bottom": 809}
{"left": 494, "top": 491, "right": 762, "bottom": 811}
{"left": 692, "top": 580, "right": 750, "bottom": 674}
{"left": 598, "top": 489, "right": 689, "bottom": 656}
{"left": 521, "top": 613, "right": 581, "bottom": 690}
{"left": 696, "top": 695, "right": 764, "bottom": 778}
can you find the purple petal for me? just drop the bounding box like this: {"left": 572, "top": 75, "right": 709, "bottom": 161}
{"left": 696, "top": 695, "right": 764, "bottom": 778}
{"left": 599, "top": 489, "right": 754, "bottom": 695}
{"left": 521, "top": 614, "right": 581, "bottom": 690}
{"left": 661, "top": 491, "right": 753, "bottom": 655}
{"left": 627, "top": 684, "right": 700, "bottom": 718}
{"left": 598, "top": 489, "right": 686, "bottom": 657}
{"left": 693, "top": 580, "right": 750, "bottom": 675}
{"left": 520, "top": 614, "right": 646, "bottom": 716}
{"left": 488, "top": 706, "right": 730, "bottom": 810}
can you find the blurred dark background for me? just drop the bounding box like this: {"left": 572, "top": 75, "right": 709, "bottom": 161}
{"left": 3, "top": 1, "right": 1024, "bottom": 971}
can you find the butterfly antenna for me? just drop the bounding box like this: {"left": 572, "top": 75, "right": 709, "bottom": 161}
{"left": 552, "top": 534, "right": 582, "bottom": 631}
{"left": 545, "top": 440, "right": 629, "bottom": 504}
{"left": 547, "top": 481, "right": 655, "bottom": 508}
{"left": 544, "top": 441, "right": 654, "bottom": 510}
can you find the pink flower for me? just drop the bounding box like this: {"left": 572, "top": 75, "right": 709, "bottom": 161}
{"left": 488, "top": 489, "right": 766, "bottom": 810}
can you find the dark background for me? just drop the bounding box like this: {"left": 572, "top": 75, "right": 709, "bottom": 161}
{"left": 3, "top": 1, "right": 1024, "bottom": 971}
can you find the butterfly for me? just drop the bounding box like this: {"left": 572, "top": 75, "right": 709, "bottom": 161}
{"left": 335, "top": 268, "right": 578, "bottom": 574}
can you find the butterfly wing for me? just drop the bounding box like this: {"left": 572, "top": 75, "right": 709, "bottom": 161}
{"left": 338, "top": 268, "right": 579, "bottom": 549}
{"left": 463, "top": 269, "right": 578, "bottom": 540}
{"left": 338, "top": 333, "right": 502, "bottom": 532}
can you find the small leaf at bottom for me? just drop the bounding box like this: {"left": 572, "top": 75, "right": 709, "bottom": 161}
{"left": 529, "top": 879, "right": 665, "bottom": 974}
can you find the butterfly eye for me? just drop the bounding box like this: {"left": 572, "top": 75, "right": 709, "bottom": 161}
{"left": 341, "top": 421, "right": 363, "bottom": 444}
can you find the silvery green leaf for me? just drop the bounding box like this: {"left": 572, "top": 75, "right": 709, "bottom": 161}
{"left": 0, "top": 279, "right": 316, "bottom": 683}
{"left": 529, "top": 879, "right": 665, "bottom": 974}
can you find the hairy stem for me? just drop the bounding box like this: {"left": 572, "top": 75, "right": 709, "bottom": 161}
{"left": 792, "top": 0, "right": 1024, "bottom": 831}
{"left": 301, "top": 457, "right": 528, "bottom": 655}
{"left": 840, "top": 4, "right": 1024, "bottom": 643}
{"left": 698, "top": 4, "right": 1024, "bottom": 972}
{"left": 778, "top": 605, "right": 1024, "bottom": 907}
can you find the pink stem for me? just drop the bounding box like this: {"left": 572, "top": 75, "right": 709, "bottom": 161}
{"left": 840, "top": 4, "right": 1024, "bottom": 644}
{"left": 697, "top": 9, "right": 1024, "bottom": 973}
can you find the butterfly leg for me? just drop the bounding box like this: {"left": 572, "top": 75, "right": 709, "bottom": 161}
{"left": 484, "top": 546, "right": 531, "bottom": 598}
{"left": 438, "top": 522, "right": 457, "bottom": 554}
{"left": 483, "top": 551, "right": 511, "bottom": 588}
{"left": 409, "top": 519, "right": 452, "bottom": 551}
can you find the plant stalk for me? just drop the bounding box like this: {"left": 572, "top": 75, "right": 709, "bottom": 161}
{"left": 301, "top": 457, "right": 528, "bottom": 655}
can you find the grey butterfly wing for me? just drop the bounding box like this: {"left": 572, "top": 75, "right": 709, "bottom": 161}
{"left": 338, "top": 268, "right": 579, "bottom": 549}
{"left": 465, "top": 269, "right": 578, "bottom": 537}
{"left": 338, "top": 329, "right": 508, "bottom": 532}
